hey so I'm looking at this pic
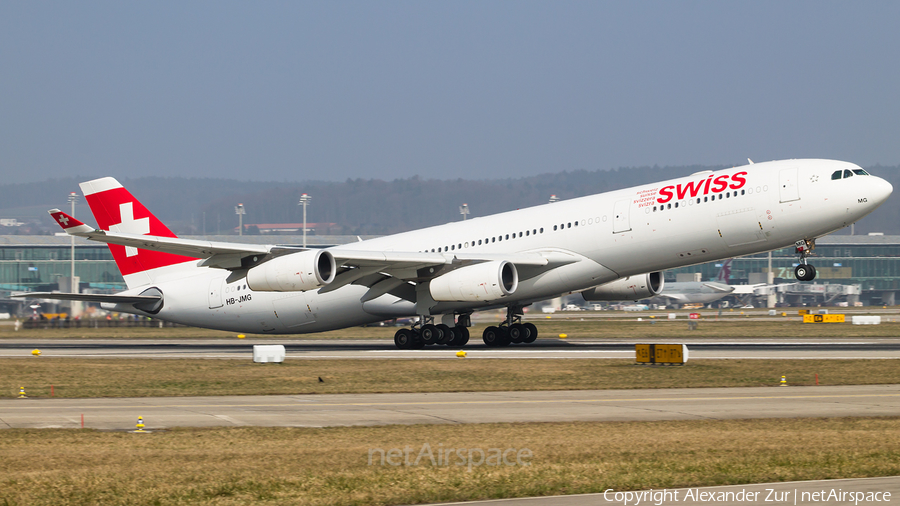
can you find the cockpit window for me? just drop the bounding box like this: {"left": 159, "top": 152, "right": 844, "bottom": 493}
{"left": 853, "top": 169, "right": 869, "bottom": 176}
{"left": 843, "top": 169, "right": 854, "bottom": 178}
{"left": 831, "top": 170, "right": 842, "bottom": 180}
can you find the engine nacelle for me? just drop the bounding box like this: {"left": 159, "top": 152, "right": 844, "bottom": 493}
{"left": 581, "top": 272, "right": 664, "bottom": 301}
{"left": 246, "top": 250, "right": 336, "bottom": 292}
{"left": 429, "top": 261, "right": 518, "bottom": 302}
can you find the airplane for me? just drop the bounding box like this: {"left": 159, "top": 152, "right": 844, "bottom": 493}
{"left": 16, "top": 159, "right": 892, "bottom": 349}
{"left": 649, "top": 259, "right": 735, "bottom": 308}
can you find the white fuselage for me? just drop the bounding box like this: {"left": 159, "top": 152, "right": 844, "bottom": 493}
{"left": 107, "top": 159, "right": 892, "bottom": 334}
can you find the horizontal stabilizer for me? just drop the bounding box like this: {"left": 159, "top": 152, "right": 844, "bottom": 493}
{"left": 11, "top": 292, "right": 162, "bottom": 304}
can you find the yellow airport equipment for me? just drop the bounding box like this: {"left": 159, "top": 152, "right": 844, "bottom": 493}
{"left": 31, "top": 349, "right": 41, "bottom": 356}
{"left": 456, "top": 350, "right": 466, "bottom": 358}
{"left": 803, "top": 314, "right": 845, "bottom": 323}
{"left": 133, "top": 416, "right": 147, "bottom": 433}
{"left": 635, "top": 344, "right": 688, "bottom": 365}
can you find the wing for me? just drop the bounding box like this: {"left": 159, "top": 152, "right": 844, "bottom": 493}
{"left": 49, "top": 208, "right": 582, "bottom": 302}
{"left": 702, "top": 282, "right": 736, "bottom": 293}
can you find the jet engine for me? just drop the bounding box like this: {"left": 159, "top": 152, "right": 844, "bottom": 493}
{"left": 246, "top": 250, "right": 336, "bottom": 292}
{"left": 429, "top": 261, "right": 518, "bottom": 302}
{"left": 581, "top": 272, "right": 664, "bottom": 301}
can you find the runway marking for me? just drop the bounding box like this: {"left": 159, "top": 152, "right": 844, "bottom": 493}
{"left": 4, "top": 391, "right": 898, "bottom": 411}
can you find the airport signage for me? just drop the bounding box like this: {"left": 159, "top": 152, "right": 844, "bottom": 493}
{"left": 802, "top": 314, "right": 845, "bottom": 323}
{"left": 635, "top": 344, "right": 689, "bottom": 365}
{"left": 688, "top": 313, "right": 700, "bottom": 319}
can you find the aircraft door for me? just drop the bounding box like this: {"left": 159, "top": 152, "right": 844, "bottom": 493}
{"left": 779, "top": 168, "right": 800, "bottom": 202}
{"left": 208, "top": 278, "right": 224, "bottom": 309}
{"left": 612, "top": 199, "right": 632, "bottom": 233}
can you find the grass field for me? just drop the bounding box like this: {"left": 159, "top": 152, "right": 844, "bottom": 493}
{"left": 2, "top": 315, "right": 900, "bottom": 340}
{"left": 4, "top": 358, "right": 900, "bottom": 398}
{"left": 1, "top": 417, "right": 898, "bottom": 505}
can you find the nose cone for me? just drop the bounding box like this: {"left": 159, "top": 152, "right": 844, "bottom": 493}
{"left": 871, "top": 176, "right": 894, "bottom": 206}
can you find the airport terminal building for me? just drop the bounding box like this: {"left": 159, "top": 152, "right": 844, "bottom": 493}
{"left": 1, "top": 234, "right": 898, "bottom": 314}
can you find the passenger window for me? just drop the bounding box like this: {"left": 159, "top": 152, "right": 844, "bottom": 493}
{"left": 553, "top": 225, "right": 558, "bottom": 231}
{"left": 696, "top": 198, "right": 701, "bottom": 204}
{"left": 667, "top": 203, "right": 671, "bottom": 209}
{"left": 704, "top": 196, "right": 708, "bottom": 202}
{"left": 843, "top": 169, "right": 854, "bottom": 178}
{"left": 526, "top": 230, "right": 530, "bottom": 236}
{"left": 505, "top": 234, "right": 509, "bottom": 240}
{"left": 478, "top": 240, "right": 482, "bottom": 245}
{"left": 674, "top": 202, "right": 679, "bottom": 208}
{"left": 831, "top": 170, "right": 842, "bottom": 180}
{"left": 653, "top": 206, "right": 657, "bottom": 212}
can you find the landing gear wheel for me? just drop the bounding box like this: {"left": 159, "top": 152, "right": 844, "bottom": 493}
{"left": 420, "top": 324, "right": 441, "bottom": 345}
{"left": 436, "top": 324, "right": 454, "bottom": 345}
{"left": 795, "top": 264, "right": 816, "bottom": 281}
{"left": 522, "top": 323, "right": 538, "bottom": 343}
{"left": 394, "top": 328, "right": 415, "bottom": 349}
{"left": 483, "top": 326, "right": 501, "bottom": 347}
{"left": 456, "top": 326, "right": 470, "bottom": 346}
{"left": 483, "top": 326, "right": 511, "bottom": 347}
{"left": 508, "top": 323, "right": 525, "bottom": 343}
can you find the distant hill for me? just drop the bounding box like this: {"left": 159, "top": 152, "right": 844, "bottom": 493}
{"left": 1, "top": 165, "right": 897, "bottom": 236}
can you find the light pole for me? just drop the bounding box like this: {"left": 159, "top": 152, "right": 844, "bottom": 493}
{"left": 67, "top": 192, "right": 78, "bottom": 285}
{"left": 67, "top": 192, "right": 80, "bottom": 318}
{"left": 235, "top": 204, "right": 245, "bottom": 236}
{"left": 459, "top": 203, "right": 469, "bottom": 221}
{"left": 298, "top": 193, "right": 311, "bottom": 248}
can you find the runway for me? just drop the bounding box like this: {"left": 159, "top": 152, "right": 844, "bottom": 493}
{"left": 1, "top": 337, "right": 900, "bottom": 359}
{"left": 2, "top": 384, "right": 897, "bottom": 430}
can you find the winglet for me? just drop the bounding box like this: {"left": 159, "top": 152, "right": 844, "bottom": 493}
{"left": 48, "top": 209, "right": 95, "bottom": 235}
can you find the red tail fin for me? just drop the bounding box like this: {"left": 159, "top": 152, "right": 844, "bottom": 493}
{"left": 80, "top": 177, "right": 197, "bottom": 281}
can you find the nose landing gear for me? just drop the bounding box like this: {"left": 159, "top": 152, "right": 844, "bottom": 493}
{"left": 794, "top": 239, "right": 817, "bottom": 281}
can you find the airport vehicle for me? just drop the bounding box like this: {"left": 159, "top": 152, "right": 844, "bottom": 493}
{"left": 20, "top": 159, "right": 892, "bottom": 348}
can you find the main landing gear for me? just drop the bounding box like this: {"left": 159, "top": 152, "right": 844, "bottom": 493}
{"left": 393, "top": 314, "right": 471, "bottom": 350}
{"left": 794, "top": 239, "right": 817, "bottom": 282}
{"left": 482, "top": 306, "right": 538, "bottom": 347}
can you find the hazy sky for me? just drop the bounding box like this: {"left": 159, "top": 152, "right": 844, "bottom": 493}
{"left": 2, "top": 1, "right": 898, "bottom": 184}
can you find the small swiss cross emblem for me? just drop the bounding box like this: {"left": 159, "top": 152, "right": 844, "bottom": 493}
{"left": 57, "top": 215, "right": 69, "bottom": 226}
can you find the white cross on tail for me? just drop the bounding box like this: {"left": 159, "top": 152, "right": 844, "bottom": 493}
{"left": 109, "top": 202, "right": 150, "bottom": 257}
